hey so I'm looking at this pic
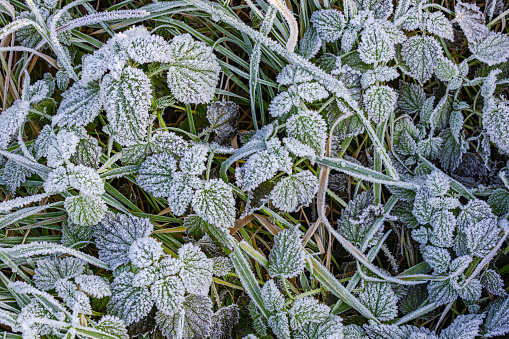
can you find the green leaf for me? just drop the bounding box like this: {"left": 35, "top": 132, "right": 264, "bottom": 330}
{"left": 268, "top": 227, "right": 306, "bottom": 279}
{"left": 178, "top": 243, "right": 214, "bottom": 295}
{"left": 437, "top": 129, "right": 468, "bottom": 172}
{"left": 192, "top": 179, "right": 235, "bottom": 229}
{"left": 53, "top": 82, "right": 102, "bottom": 128}
{"left": 270, "top": 171, "right": 319, "bottom": 213}
{"left": 309, "top": 9, "right": 345, "bottom": 43}
{"left": 166, "top": 34, "right": 220, "bottom": 104}
{"left": 401, "top": 36, "right": 442, "bottom": 83}
{"left": 359, "top": 282, "right": 398, "bottom": 321}
{"left": 64, "top": 195, "right": 107, "bottom": 227}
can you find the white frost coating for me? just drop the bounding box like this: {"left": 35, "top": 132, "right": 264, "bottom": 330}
{"left": 271, "top": 170, "right": 319, "bottom": 213}
{"left": 261, "top": 279, "right": 285, "bottom": 312}
{"left": 75, "top": 274, "right": 111, "bottom": 298}
{"left": 310, "top": 9, "right": 346, "bottom": 43}
{"left": 192, "top": 179, "right": 235, "bottom": 229}
{"left": 359, "top": 282, "right": 398, "bottom": 321}
{"left": 53, "top": 82, "right": 102, "bottom": 128}
{"left": 401, "top": 35, "right": 442, "bottom": 83}
{"left": 166, "top": 34, "right": 220, "bottom": 104}
{"left": 0, "top": 100, "right": 30, "bottom": 150}
{"left": 128, "top": 237, "right": 164, "bottom": 268}
{"left": 268, "top": 227, "right": 306, "bottom": 278}
{"left": 364, "top": 85, "right": 397, "bottom": 123}
{"left": 289, "top": 297, "right": 330, "bottom": 330}
{"left": 180, "top": 144, "right": 208, "bottom": 175}
{"left": 64, "top": 194, "right": 107, "bottom": 227}
{"left": 178, "top": 243, "right": 214, "bottom": 296}
{"left": 0, "top": 192, "right": 51, "bottom": 213}
{"left": 137, "top": 152, "right": 179, "bottom": 197}
{"left": 46, "top": 129, "right": 79, "bottom": 168}
{"left": 286, "top": 109, "right": 327, "bottom": 157}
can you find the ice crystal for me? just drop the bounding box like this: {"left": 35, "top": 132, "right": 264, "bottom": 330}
{"left": 289, "top": 297, "right": 330, "bottom": 330}
{"left": 180, "top": 144, "right": 208, "bottom": 176}
{"left": 75, "top": 274, "right": 111, "bottom": 298}
{"left": 360, "top": 282, "right": 398, "bottom": 321}
{"left": 364, "top": 85, "right": 397, "bottom": 123}
{"left": 286, "top": 110, "right": 327, "bottom": 157}
{"left": 310, "top": 9, "right": 345, "bottom": 43}
{"left": 192, "top": 179, "right": 235, "bottom": 229}
{"left": 53, "top": 82, "right": 102, "bottom": 128}
{"left": 422, "top": 245, "right": 451, "bottom": 274}
{"left": 270, "top": 170, "right": 319, "bottom": 213}
{"left": 151, "top": 276, "right": 185, "bottom": 316}
{"left": 129, "top": 237, "right": 164, "bottom": 268}
{"left": 137, "top": 152, "right": 179, "bottom": 198}
{"left": 34, "top": 257, "right": 85, "bottom": 290}
{"left": 401, "top": 36, "right": 442, "bottom": 83}
{"left": 261, "top": 279, "right": 285, "bottom": 313}
{"left": 178, "top": 243, "right": 214, "bottom": 296}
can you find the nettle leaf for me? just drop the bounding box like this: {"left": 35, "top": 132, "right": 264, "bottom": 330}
{"left": 167, "top": 172, "right": 201, "bottom": 216}
{"left": 268, "top": 312, "right": 291, "bottom": 339}
{"left": 343, "top": 324, "right": 367, "bottom": 339}
{"left": 422, "top": 245, "right": 450, "bottom": 274}
{"left": 435, "top": 57, "right": 459, "bottom": 82}
{"left": 1, "top": 157, "right": 33, "bottom": 194}
{"left": 74, "top": 274, "right": 111, "bottom": 298}
{"left": 0, "top": 100, "right": 29, "bottom": 151}
{"left": 270, "top": 170, "right": 319, "bottom": 213}
{"left": 355, "top": 0, "right": 393, "bottom": 20}
{"left": 269, "top": 90, "right": 299, "bottom": 117}
{"left": 464, "top": 218, "right": 500, "bottom": 257}
{"left": 455, "top": 2, "right": 489, "bottom": 43}
{"left": 412, "top": 188, "right": 434, "bottom": 225}
{"left": 72, "top": 136, "right": 101, "bottom": 169}
{"left": 123, "top": 28, "right": 173, "bottom": 64}
{"left": 64, "top": 194, "right": 107, "bottom": 227}
{"left": 310, "top": 9, "right": 345, "bottom": 43}
{"left": 133, "top": 265, "right": 159, "bottom": 287}
{"left": 156, "top": 294, "right": 213, "bottom": 338}
{"left": 429, "top": 210, "right": 456, "bottom": 248}
{"left": 481, "top": 296, "right": 509, "bottom": 337}
{"left": 236, "top": 150, "right": 279, "bottom": 192}
{"left": 108, "top": 272, "right": 154, "bottom": 325}
{"left": 456, "top": 277, "right": 482, "bottom": 301}
{"left": 469, "top": 33, "right": 509, "bottom": 66}
{"left": 128, "top": 237, "right": 164, "bottom": 268}
{"left": 94, "top": 315, "right": 129, "bottom": 339}
{"left": 180, "top": 144, "right": 208, "bottom": 176}
{"left": 449, "top": 110, "right": 464, "bottom": 144}
{"left": 151, "top": 276, "right": 185, "bottom": 316}
{"left": 293, "top": 315, "right": 343, "bottom": 339}
{"left": 426, "top": 170, "right": 450, "bottom": 196}
{"left": 137, "top": 152, "right": 178, "bottom": 198}
{"left": 212, "top": 257, "right": 233, "bottom": 276}
{"left": 166, "top": 34, "right": 220, "bottom": 104}
{"left": 261, "top": 279, "right": 285, "bottom": 313}
{"left": 361, "top": 66, "right": 399, "bottom": 89}
{"left": 328, "top": 99, "right": 365, "bottom": 139}
{"left": 359, "top": 282, "right": 398, "bottom": 321}
{"left": 47, "top": 129, "right": 79, "bottom": 168}
{"left": 286, "top": 109, "right": 327, "bottom": 156}
{"left": 359, "top": 23, "right": 395, "bottom": 64}
{"left": 437, "top": 129, "right": 468, "bottom": 172}
{"left": 423, "top": 12, "right": 454, "bottom": 41}
{"left": 457, "top": 200, "right": 494, "bottom": 231}
{"left": 298, "top": 27, "right": 322, "bottom": 60}
{"left": 101, "top": 67, "right": 152, "bottom": 146}
{"left": 94, "top": 214, "right": 153, "bottom": 269}
{"left": 268, "top": 227, "right": 306, "bottom": 279}
{"left": 53, "top": 82, "right": 102, "bottom": 128}
{"left": 295, "top": 82, "right": 329, "bottom": 102}
{"left": 428, "top": 278, "right": 458, "bottom": 306}
{"left": 289, "top": 297, "right": 330, "bottom": 330}
{"left": 61, "top": 220, "right": 92, "bottom": 249}
{"left": 488, "top": 189, "right": 509, "bottom": 216}
{"left": 483, "top": 100, "right": 509, "bottom": 154}
{"left": 34, "top": 257, "right": 85, "bottom": 290}
{"left": 56, "top": 279, "right": 92, "bottom": 314}
{"left": 192, "top": 179, "right": 235, "bottom": 229}
{"left": 277, "top": 65, "right": 313, "bottom": 86}
{"left": 206, "top": 100, "right": 240, "bottom": 145}
{"left": 441, "top": 314, "right": 485, "bottom": 339}
{"left": 178, "top": 243, "right": 214, "bottom": 295}
{"left": 401, "top": 35, "right": 442, "bottom": 83}
{"left": 481, "top": 269, "right": 507, "bottom": 297}
{"left": 364, "top": 85, "right": 397, "bottom": 123}
{"left": 210, "top": 304, "right": 240, "bottom": 339}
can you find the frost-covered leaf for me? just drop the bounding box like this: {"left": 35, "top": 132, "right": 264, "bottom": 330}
{"left": 481, "top": 296, "right": 509, "bottom": 337}
{"left": 456, "top": 277, "right": 482, "bottom": 301}
{"left": 488, "top": 189, "right": 509, "bottom": 216}
{"left": 101, "top": 66, "right": 152, "bottom": 146}
{"left": 151, "top": 276, "right": 185, "bottom": 316}
{"left": 34, "top": 257, "right": 85, "bottom": 290}
{"left": 94, "top": 315, "right": 129, "bottom": 339}
{"left": 67, "top": 164, "right": 104, "bottom": 195}
{"left": 1, "top": 158, "right": 34, "bottom": 194}
{"left": 178, "top": 243, "right": 213, "bottom": 295}
{"left": 180, "top": 144, "right": 208, "bottom": 176}
{"left": 430, "top": 95, "right": 453, "bottom": 132}
{"left": 133, "top": 265, "right": 159, "bottom": 287}
{"left": 426, "top": 170, "right": 450, "bottom": 196}
{"left": 437, "top": 129, "right": 468, "bottom": 172}
{"left": 418, "top": 136, "right": 443, "bottom": 160}
{"left": 482, "top": 269, "right": 506, "bottom": 297}
{"left": 72, "top": 136, "right": 101, "bottom": 169}
{"left": 206, "top": 100, "right": 240, "bottom": 145}
{"left": 268, "top": 312, "right": 291, "bottom": 339}
{"left": 359, "top": 282, "right": 398, "bottom": 321}
{"left": 108, "top": 272, "right": 154, "bottom": 325}
{"left": 441, "top": 314, "right": 484, "bottom": 339}
{"left": 293, "top": 315, "right": 343, "bottom": 339}
{"left": 355, "top": 0, "right": 393, "bottom": 20}
{"left": 236, "top": 150, "right": 281, "bottom": 192}
{"left": 422, "top": 245, "right": 450, "bottom": 274}
{"left": 364, "top": 85, "right": 397, "bottom": 123}
{"left": 457, "top": 199, "right": 494, "bottom": 231}
{"left": 401, "top": 36, "right": 442, "bottom": 83}
{"left": 212, "top": 257, "right": 233, "bottom": 276}
{"left": 429, "top": 210, "right": 456, "bottom": 248}
{"left": 287, "top": 109, "right": 327, "bottom": 156}
{"left": 56, "top": 280, "right": 92, "bottom": 314}
{"left": 53, "top": 82, "right": 102, "bottom": 128}
{"left": 270, "top": 170, "right": 319, "bottom": 213}
{"left": 359, "top": 23, "right": 395, "bottom": 64}
{"left": 75, "top": 274, "right": 111, "bottom": 298}
{"left": 423, "top": 12, "right": 454, "bottom": 41}
{"left": 268, "top": 227, "right": 306, "bottom": 279}
{"left": 47, "top": 129, "right": 79, "bottom": 168}
{"left": 464, "top": 218, "right": 500, "bottom": 257}
{"left": 412, "top": 188, "right": 434, "bottom": 225}
{"left": 435, "top": 57, "right": 459, "bottom": 82}
{"left": 137, "top": 152, "right": 178, "bottom": 198}
{"left": 166, "top": 34, "right": 220, "bottom": 104}
{"left": 361, "top": 66, "right": 399, "bottom": 89}
{"left": 337, "top": 190, "right": 382, "bottom": 246}
{"left": 269, "top": 90, "right": 299, "bottom": 117}
{"left": 449, "top": 110, "right": 464, "bottom": 144}
{"left": 94, "top": 214, "right": 153, "bottom": 269}
{"left": 192, "top": 179, "right": 235, "bottom": 229}
{"left": 455, "top": 2, "right": 489, "bottom": 42}
{"left": 428, "top": 278, "right": 458, "bottom": 306}
{"left": 123, "top": 28, "right": 173, "bottom": 64}
{"left": 295, "top": 82, "right": 329, "bottom": 102}
{"left": 277, "top": 65, "right": 313, "bottom": 86}
{"left": 483, "top": 100, "right": 509, "bottom": 154}
{"left": 328, "top": 99, "right": 365, "bottom": 139}
{"left": 64, "top": 194, "right": 107, "bottom": 227}
{"left": 261, "top": 279, "right": 284, "bottom": 313}
{"left": 61, "top": 220, "right": 92, "bottom": 249}
{"left": 289, "top": 297, "right": 330, "bottom": 330}
{"left": 129, "top": 237, "right": 164, "bottom": 268}
{"left": 469, "top": 33, "right": 509, "bottom": 66}
{"left": 210, "top": 304, "right": 239, "bottom": 339}
{"left": 310, "top": 9, "right": 345, "bottom": 42}
{"left": 298, "top": 27, "right": 322, "bottom": 59}
{"left": 156, "top": 294, "right": 212, "bottom": 338}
